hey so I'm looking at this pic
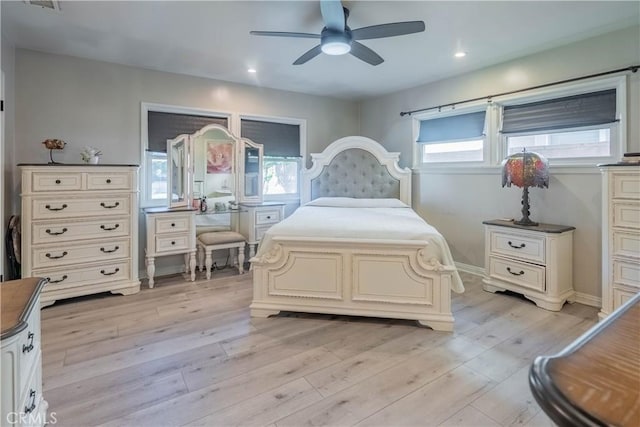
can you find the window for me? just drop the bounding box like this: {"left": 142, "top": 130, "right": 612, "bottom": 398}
{"left": 141, "top": 103, "right": 230, "bottom": 206}
{"left": 501, "top": 89, "right": 617, "bottom": 162}
{"left": 415, "top": 109, "right": 487, "bottom": 165}
{"left": 240, "top": 117, "right": 305, "bottom": 199}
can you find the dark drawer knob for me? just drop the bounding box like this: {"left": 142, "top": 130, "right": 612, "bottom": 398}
{"left": 45, "top": 228, "right": 68, "bottom": 236}
{"left": 22, "top": 332, "right": 34, "bottom": 353}
{"left": 100, "top": 224, "right": 120, "bottom": 231}
{"left": 100, "top": 268, "right": 120, "bottom": 276}
{"left": 45, "top": 251, "right": 68, "bottom": 259}
{"left": 45, "top": 204, "right": 67, "bottom": 211}
{"left": 100, "top": 246, "right": 120, "bottom": 253}
{"left": 47, "top": 275, "right": 68, "bottom": 284}
{"left": 171, "top": 223, "right": 176, "bottom": 227}
{"left": 508, "top": 241, "right": 526, "bottom": 249}
{"left": 171, "top": 241, "right": 176, "bottom": 245}
{"left": 55, "top": 179, "right": 61, "bottom": 184}
{"left": 100, "top": 202, "right": 120, "bottom": 209}
{"left": 106, "top": 179, "right": 112, "bottom": 184}
{"left": 266, "top": 216, "right": 271, "bottom": 219}
{"left": 507, "top": 267, "right": 525, "bottom": 276}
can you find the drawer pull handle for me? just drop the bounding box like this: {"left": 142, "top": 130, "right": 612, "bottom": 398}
{"left": 45, "top": 228, "right": 68, "bottom": 236}
{"left": 55, "top": 179, "right": 61, "bottom": 184}
{"left": 507, "top": 267, "right": 525, "bottom": 276}
{"left": 24, "top": 390, "right": 36, "bottom": 414}
{"left": 106, "top": 179, "right": 112, "bottom": 184}
{"left": 47, "top": 275, "right": 68, "bottom": 284}
{"left": 45, "top": 203, "right": 68, "bottom": 211}
{"left": 46, "top": 251, "right": 68, "bottom": 259}
{"left": 266, "top": 216, "right": 271, "bottom": 219}
{"left": 171, "top": 223, "right": 176, "bottom": 227}
{"left": 508, "top": 241, "right": 526, "bottom": 249}
{"left": 22, "top": 332, "right": 35, "bottom": 353}
{"left": 100, "top": 268, "right": 120, "bottom": 276}
{"left": 100, "top": 224, "right": 120, "bottom": 231}
{"left": 100, "top": 202, "right": 120, "bottom": 209}
{"left": 100, "top": 246, "right": 120, "bottom": 253}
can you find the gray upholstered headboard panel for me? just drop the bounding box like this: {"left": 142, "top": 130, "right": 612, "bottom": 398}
{"left": 310, "top": 148, "right": 400, "bottom": 200}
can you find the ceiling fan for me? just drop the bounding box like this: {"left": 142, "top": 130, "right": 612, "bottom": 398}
{"left": 250, "top": 0, "right": 425, "bottom": 66}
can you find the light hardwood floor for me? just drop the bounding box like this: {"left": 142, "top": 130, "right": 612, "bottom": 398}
{"left": 40, "top": 270, "right": 598, "bottom": 426}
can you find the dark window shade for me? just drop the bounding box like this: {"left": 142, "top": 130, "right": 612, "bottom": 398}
{"left": 241, "top": 119, "right": 300, "bottom": 157}
{"left": 501, "top": 89, "right": 616, "bottom": 134}
{"left": 148, "top": 111, "right": 228, "bottom": 153}
{"left": 417, "top": 111, "right": 486, "bottom": 144}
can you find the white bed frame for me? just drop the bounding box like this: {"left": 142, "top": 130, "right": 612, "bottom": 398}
{"left": 250, "top": 136, "right": 457, "bottom": 331}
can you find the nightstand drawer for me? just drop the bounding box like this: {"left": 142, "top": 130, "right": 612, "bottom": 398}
{"left": 155, "top": 233, "right": 191, "bottom": 253}
{"left": 255, "top": 225, "right": 273, "bottom": 242}
{"left": 612, "top": 230, "right": 640, "bottom": 260}
{"left": 154, "top": 215, "right": 191, "bottom": 234}
{"left": 613, "top": 259, "right": 640, "bottom": 288}
{"left": 612, "top": 172, "right": 640, "bottom": 200}
{"left": 490, "top": 231, "right": 545, "bottom": 264}
{"left": 256, "top": 209, "right": 282, "bottom": 225}
{"left": 489, "top": 256, "right": 545, "bottom": 292}
{"left": 612, "top": 201, "right": 640, "bottom": 229}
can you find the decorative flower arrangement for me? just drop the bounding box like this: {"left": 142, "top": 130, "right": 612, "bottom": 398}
{"left": 80, "top": 146, "right": 102, "bottom": 164}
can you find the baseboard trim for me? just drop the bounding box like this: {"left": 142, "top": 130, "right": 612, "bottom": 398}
{"left": 573, "top": 292, "right": 601, "bottom": 308}
{"left": 455, "top": 262, "right": 484, "bottom": 277}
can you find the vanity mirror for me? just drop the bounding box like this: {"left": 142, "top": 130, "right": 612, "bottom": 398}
{"left": 167, "top": 133, "right": 191, "bottom": 208}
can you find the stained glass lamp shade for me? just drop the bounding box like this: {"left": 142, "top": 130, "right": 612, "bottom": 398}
{"left": 501, "top": 150, "right": 549, "bottom": 226}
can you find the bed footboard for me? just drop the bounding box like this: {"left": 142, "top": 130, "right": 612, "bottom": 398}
{"left": 250, "top": 237, "right": 456, "bottom": 331}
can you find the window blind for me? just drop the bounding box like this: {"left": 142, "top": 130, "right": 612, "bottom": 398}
{"left": 148, "top": 112, "right": 228, "bottom": 153}
{"left": 241, "top": 119, "right": 300, "bottom": 157}
{"left": 501, "top": 89, "right": 616, "bottom": 134}
{"left": 417, "top": 111, "right": 486, "bottom": 144}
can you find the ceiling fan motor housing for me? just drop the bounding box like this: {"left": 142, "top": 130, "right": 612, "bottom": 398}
{"left": 321, "top": 27, "right": 352, "bottom": 55}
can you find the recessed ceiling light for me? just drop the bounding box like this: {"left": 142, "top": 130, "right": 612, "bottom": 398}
{"left": 247, "top": 68, "right": 257, "bottom": 73}
{"left": 454, "top": 51, "right": 466, "bottom": 58}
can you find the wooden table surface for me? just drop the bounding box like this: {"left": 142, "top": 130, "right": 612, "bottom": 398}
{"left": 1, "top": 277, "right": 46, "bottom": 340}
{"left": 530, "top": 293, "right": 640, "bottom": 426}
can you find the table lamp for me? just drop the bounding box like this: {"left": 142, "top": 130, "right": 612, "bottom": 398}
{"left": 501, "top": 149, "right": 549, "bottom": 226}
{"left": 42, "top": 139, "right": 66, "bottom": 164}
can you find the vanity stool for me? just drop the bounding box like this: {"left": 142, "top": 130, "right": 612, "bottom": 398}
{"left": 197, "top": 231, "right": 246, "bottom": 279}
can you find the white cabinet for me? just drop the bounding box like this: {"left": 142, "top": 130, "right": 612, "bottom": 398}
{"left": 237, "top": 202, "right": 285, "bottom": 257}
{"left": 482, "top": 219, "right": 575, "bottom": 311}
{"left": 20, "top": 165, "right": 140, "bottom": 306}
{"left": 1, "top": 278, "right": 48, "bottom": 427}
{"left": 599, "top": 165, "right": 640, "bottom": 318}
{"left": 144, "top": 208, "right": 197, "bottom": 288}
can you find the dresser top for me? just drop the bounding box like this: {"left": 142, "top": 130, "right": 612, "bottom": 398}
{"left": 483, "top": 219, "right": 575, "bottom": 233}
{"left": 1, "top": 277, "right": 46, "bottom": 340}
{"left": 18, "top": 163, "right": 139, "bottom": 167}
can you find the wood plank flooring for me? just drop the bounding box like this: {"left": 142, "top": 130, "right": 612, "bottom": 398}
{"left": 40, "top": 270, "right": 598, "bottom": 426}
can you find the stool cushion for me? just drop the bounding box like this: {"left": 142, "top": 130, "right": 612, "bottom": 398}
{"left": 198, "top": 231, "right": 246, "bottom": 246}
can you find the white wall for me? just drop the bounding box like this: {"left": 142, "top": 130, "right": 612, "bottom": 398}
{"left": 13, "top": 49, "right": 360, "bottom": 278}
{"left": 360, "top": 26, "right": 640, "bottom": 302}
{"left": 1, "top": 34, "right": 16, "bottom": 280}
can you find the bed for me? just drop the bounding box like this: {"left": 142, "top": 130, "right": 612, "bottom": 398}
{"left": 249, "top": 136, "right": 464, "bottom": 331}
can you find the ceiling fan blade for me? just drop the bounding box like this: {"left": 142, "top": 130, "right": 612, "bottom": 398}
{"left": 350, "top": 41, "right": 384, "bottom": 66}
{"left": 293, "top": 45, "right": 323, "bottom": 65}
{"left": 352, "top": 21, "right": 425, "bottom": 40}
{"left": 320, "top": 0, "right": 345, "bottom": 31}
{"left": 250, "top": 31, "right": 320, "bottom": 39}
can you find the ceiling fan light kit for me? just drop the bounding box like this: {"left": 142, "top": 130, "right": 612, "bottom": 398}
{"left": 250, "top": 0, "right": 425, "bottom": 66}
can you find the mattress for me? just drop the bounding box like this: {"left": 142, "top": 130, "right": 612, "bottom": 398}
{"left": 255, "top": 197, "right": 464, "bottom": 292}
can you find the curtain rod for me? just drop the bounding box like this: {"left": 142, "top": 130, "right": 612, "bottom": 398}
{"left": 399, "top": 65, "right": 639, "bottom": 117}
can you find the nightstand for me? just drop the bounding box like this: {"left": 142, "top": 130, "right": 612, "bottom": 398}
{"left": 482, "top": 219, "right": 575, "bottom": 311}
{"left": 237, "top": 202, "right": 285, "bottom": 258}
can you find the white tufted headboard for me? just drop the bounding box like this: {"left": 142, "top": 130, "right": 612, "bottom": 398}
{"left": 301, "top": 136, "right": 411, "bottom": 205}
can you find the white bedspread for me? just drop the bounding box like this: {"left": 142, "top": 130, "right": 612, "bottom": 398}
{"left": 255, "top": 199, "right": 464, "bottom": 293}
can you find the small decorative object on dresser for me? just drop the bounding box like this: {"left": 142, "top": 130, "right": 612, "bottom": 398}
{"left": 80, "top": 146, "right": 102, "bottom": 164}
{"left": 598, "top": 164, "right": 640, "bottom": 319}
{"left": 483, "top": 219, "right": 575, "bottom": 311}
{"left": 19, "top": 164, "right": 140, "bottom": 306}
{"left": 1, "top": 277, "right": 49, "bottom": 427}
{"left": 42, "top": 139, "right": 65, "bottom": 164}
{"left": 501, "top": 149, "right": 549, "bottom": 226}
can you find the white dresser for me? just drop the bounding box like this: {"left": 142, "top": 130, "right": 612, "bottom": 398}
{"left": 482, "top": 219, "right": 575, "bottom": 311}
{"left": 1, "top": 278, "right": 48, "bottom": 427}
{"left": 144, "top": 207, "right": 197, "bottom": 288}
{"left": 237, "top": 202, "right": 285, "bottom": 257}
{"left": 20, "top": 165, "right": 140, "bottom": 306}
{"left": 599, "top": 165, "right": 640, "bottom": 319}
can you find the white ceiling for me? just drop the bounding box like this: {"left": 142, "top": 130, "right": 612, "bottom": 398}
{"left": 3, "top": 1, "right": 639, "bottom": 100}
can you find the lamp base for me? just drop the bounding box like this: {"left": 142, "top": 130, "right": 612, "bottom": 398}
{"left": 514, "top": 218, "right": 539, "bottom": 227}
{"left": 516, "top": 186, "right": 538, "bottom": 226}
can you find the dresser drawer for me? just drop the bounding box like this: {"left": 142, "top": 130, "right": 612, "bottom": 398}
{"left": 31, "top": 238, "right": 130, "bottom": 269}
{"left": 613, "top": 285, "right": 640, "bottom": 308}
{"left": 489, "top": 230, "right": 545, "bottom": 264}
{"left": 19, "top": 351, "right": 43, "bottom": 420}
{"left": 86, "top": 172, "right": 132, "bottom": 190}
{"left": 34, "top": 260, "right": 132, "bottom": 291}
{"left": 31, "top": 195, "right": 130, "bottom": 220}
{"left": 489, "top": 256, "right": 546, "bottom": 292}
{"left": 612, "top": 201, "right": 640, "bottom": 229}
{"left": 155, "top": 233, "right": 191, "bottom": 253}
{"left": 612, "top": 230, "right": 640, "bottom": 260}
{"left": 613, "top": 259, "right": 640, "bottom": 288}
{"left": 31, "top": 172, "right": 82, "bottom": 192}
{"left": 18, "top": 309, "right": 41, "bottom": 394}
{"left": 32, "top": 217, "right": 130, "bottom": 244}
{"left": 255, "top": 208, "right": 282, "bottom": 225}
{"left": 154, "top": 215, "right": 191, "bottom": 234}
{"left": 612, "top": 172, "right": 640, "bottom": 200}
